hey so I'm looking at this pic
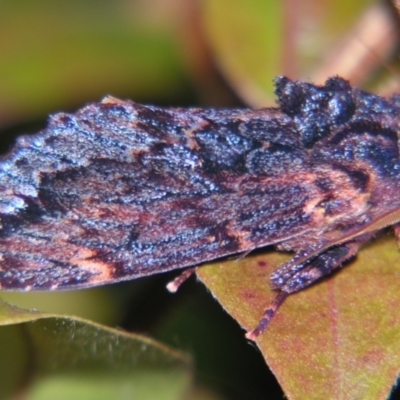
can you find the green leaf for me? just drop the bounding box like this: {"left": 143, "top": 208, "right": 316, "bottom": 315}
{"left": 0, "top": 299, "right": 192, "bottom": 400}
{"left": 197, "top": 234, "right": 400, "bottom": 399}
{"left": 0, "top": 287, "right": 120, "bottom": 326}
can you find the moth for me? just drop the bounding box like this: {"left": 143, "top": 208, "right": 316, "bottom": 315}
{"left": 1, "top": 76, "right": 400, "bottom": 339}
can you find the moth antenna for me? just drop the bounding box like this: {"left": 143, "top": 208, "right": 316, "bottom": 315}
{"left": 245, "top": 291, "right": 289, "bottom": 340}
{"left": 166, "top": 267, "right": 196, "bottom": 293}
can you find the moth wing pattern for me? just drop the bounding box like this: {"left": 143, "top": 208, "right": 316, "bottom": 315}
{"left": 1, "top": 75, "right": 400, "bottom": 319}
{"left": 0, "top": 92, "right": 313, "bottom": 290}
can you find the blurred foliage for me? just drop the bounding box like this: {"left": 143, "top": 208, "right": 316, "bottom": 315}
{"left": 1, "top": 0, "right": 400, "bottom": 399}
{"left": 0, "top": 0, "right": 191, "bottom": 127}
{"left": 0, "top": 299, "right": 192, "bottom": 400}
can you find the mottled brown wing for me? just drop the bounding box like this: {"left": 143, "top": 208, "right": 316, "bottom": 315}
{"left": 0, "top": 97, "right": 314, "bottom": 290}
{"left": 3, "top": 76, "right": 400, "bottom": 292}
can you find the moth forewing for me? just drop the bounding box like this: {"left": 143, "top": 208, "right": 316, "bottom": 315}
{"left": 1, "top": 76, "right": 400, "bottom": 338}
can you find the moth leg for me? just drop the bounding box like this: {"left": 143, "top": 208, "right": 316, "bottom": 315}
{"left": 280, "top": 242, "right": 359, "bottom": 293}
{"left": 269, "top": 243, "right": 326, "bottom": 290}
{"left": 246, "top": 242, "right": 358, "bottom": 340}
{"left": 245, "top": 291, "right": 288, "bottom": 340}
{"left": 166, "top": 267, "right": 197, "bottom": 293}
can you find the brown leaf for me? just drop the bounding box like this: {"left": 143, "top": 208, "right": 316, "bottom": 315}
{"left": 197, "top": 233, "right": 400, "bottom": 399}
